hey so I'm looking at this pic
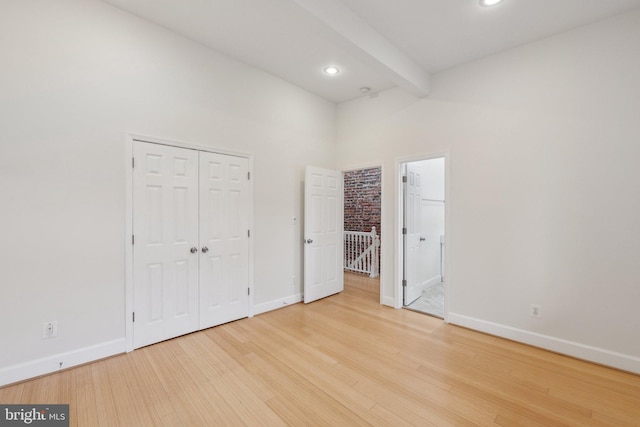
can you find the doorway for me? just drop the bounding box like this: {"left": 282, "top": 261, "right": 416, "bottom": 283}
{"left": 342, "top": 166, "right": 382, "bottom": 302}
{"left": 401, "top": 157, "right": 445, "bottom": 318}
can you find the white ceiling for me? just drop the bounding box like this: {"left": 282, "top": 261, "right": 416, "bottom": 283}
{"left": 102, "top": 0, "right": 640, "bottom": 103}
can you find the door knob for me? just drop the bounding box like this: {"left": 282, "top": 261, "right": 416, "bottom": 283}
{"left": 306, "top": 239, "right": 313, "bottom": 244}
{"left": 201, "top": 246, "right": 209, "bottom": 253}
{"left": 190, "top": 247, "right": 198, "bottom": 253}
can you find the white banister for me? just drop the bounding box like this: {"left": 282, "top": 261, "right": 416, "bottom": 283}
{"left": 344, "top": 227, "right": 380, "bottom": 278}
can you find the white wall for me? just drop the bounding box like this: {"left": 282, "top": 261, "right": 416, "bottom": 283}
{"left": 337, "top": 10, "right": 640, "bottom": 372}
{"left": 0, "top": 0, "right": 336, "bottom": 384}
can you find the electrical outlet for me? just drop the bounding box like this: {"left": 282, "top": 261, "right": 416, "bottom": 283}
{"left": 530, "top": 305, "right": 541, "bottom": 318}
{"left": 42, "top": 321, "right": 58, "bottom": 339}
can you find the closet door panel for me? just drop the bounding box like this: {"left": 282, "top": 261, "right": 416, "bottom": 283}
{"left": 132, "top": 142, "right": 199, "bottom": 349}
{"left": 199, "top": 152, "right": 250, "bottom": 329}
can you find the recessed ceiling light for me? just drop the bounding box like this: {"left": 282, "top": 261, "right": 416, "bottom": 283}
{"left": 323, "top": 66, "right": 340, "bottom": 76}
{"left": 360, "top": 87, "right": 371, "bottom": 93}
{"left": 479, "top": 0, "right": 504, "bottom": 6}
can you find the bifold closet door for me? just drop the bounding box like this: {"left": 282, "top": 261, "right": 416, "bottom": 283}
{"left": 132, "top": 142, "right": 200, "bottom": 349}
{"left": 199, "top": 152, "right": 250, "bottom": 329}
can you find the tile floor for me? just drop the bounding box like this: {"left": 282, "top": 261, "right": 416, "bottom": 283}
{"left": 405, "top": 282, "right": 444, "bottom": 318}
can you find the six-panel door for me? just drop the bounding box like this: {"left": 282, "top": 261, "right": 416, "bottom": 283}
{"left": 304, "top": 166, "right": 344, "bottom": 303}
{"left": 132, "top": 142, "right": 200, "bottom": 348}
{"left": 132, "top": 142, "right": 250, "bottom": 349}
{"left": 199, "top": 152, "right": 249, "bottom": 329}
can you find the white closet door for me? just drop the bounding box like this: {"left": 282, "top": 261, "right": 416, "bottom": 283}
{"left": 132, "top": 142, "right": 200, "bottom": 349}
{"left": 199, "top": 152, "right": 250, "bottom": 328}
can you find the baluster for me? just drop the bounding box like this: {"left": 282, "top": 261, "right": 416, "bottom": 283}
{"left": 350, "top": 234, "right": 353, "bottom": 268}
{"left": 354, "top": 234, "right": 358, "bottom": 271}
{"left": 357, "top": 234, "right": 362, "bottom": 272}
{"left": 360, "top": 234, "right": 364, "bottom": 272}
{"left": 351, "top": 233, "right": 355, "bottom": 269}
{"left": 343, "top": 233, "right": 346, "bottom": 269}
{"left": 357, "top": 234, "right": 360, "bottom": 269}
{"left": 366, "top": 234, "right": 370, "bottom": 274}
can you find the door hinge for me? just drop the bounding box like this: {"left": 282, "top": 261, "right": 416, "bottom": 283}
{"left": 248, "top": 230, "right": 251, "bottom": 238}
{"left": 132, "top": 312, "right": 135, "bottom": 322}
{"left": 132, "top": 235, "right": 135, "bottom": 245}
{"left": 402, "top": 175, "right": 407, "bottom": 183}
{"left": 402, "top": 228, "right": 407, "bottom": 235}
{"left": 247, "top": 171, "right": 251, "bottom": 180}
{"left": 248, "top": 288, "right": 250, "bottom": 296}
{"left": 132, "top": 157, "right": 135, "bottom": 168}
{"left": 402, "top": 280, "right": 407, "bottom": 287}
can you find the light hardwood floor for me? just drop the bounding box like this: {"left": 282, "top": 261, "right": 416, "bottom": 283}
{"left": 2, "top": 272, "right": 639, "bottom": 426}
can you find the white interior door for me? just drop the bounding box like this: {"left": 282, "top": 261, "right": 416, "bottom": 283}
{"left": 304, "top": 166, "right": 344, "bottom": 303}
{"left": 199, "top": 152, "right": 250, "bottom": 328}
{"left": 403, "top": 164, "right": 423, "bottom": 305}
{"left": 132, "top": 142, "right": 200, "bottom": 349}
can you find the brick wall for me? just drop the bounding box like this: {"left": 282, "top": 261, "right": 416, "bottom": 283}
{"left": 343, "top": 167, "right": 381, "bottom": 235}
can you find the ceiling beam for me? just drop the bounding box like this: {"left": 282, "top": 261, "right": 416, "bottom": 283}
{"left": 290, "top": 0, "right": 430, "bottom": 97}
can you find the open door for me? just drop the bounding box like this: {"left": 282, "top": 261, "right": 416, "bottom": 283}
{"left": 403, "top": 163, "right": 423, "bottom": 305}
{"left": 304, "top": 166, "right": 344, "bottom": 303}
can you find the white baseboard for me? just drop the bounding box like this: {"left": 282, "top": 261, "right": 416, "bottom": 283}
{"left": 253, "top": 293, "right": 303, "bottom": 316}
{"left": 0, "top": 339, "right": 126, "bottom": 387}
{"left": 381, "top": 295, "right": 397, "bottom": 308}
{"left": 448, "top": 313, "right": 640, "bottom": 374}
{"left": 419, "top": 276, "right": 442, "bottom": 293}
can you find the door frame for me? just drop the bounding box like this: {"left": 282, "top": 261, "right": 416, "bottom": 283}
{"left": 124, "top": 133, "right": 254, "bottom": 352}
{"left": 394, "top": 153, "right": 450, "bottom": 320}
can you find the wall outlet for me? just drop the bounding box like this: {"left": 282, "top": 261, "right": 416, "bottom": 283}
{"left": 42, "top": 321, "right": 58, "bottom": 339}
{"left": 530, "top": 304, "right": 542, "bottom": 318}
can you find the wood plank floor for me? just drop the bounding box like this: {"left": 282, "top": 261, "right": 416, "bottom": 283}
{"left": 2, "top": 272, "right": 639, "bottom": 426}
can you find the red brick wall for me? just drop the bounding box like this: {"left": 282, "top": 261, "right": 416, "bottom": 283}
{"left": 343, "top": 167, "right": 381, "bottom": 235}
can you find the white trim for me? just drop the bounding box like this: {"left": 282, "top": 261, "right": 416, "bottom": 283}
{"left": 253, "top": 294, "right": 303, "bottom": 316}
{"left": 127, "top": 133, "right": 253, "bottom": 158}
{"left": 0, "top": 339, "right": 125, "bottom": 387}
{"left": 124, "top": 132, "right": 254, "bottom": 352}
{"left": 124, "top": 135, "right": 134, "bottom": 352}
{"left": 420, "top": 276, "right": 442, "bottom": 292}
{"left": 381, "top": 295, "right": 395, "bottom": 307}
{"left": 342, "top": 161, "right": 384, "bottom": 173}
{"left": 448, "top": 313, "right": 640, "bottom": 374}
{"left": 247, "top": 155, "right": 255, "bottom": 318}
{"left": 378, "top": 163, "right": 386, "bottom": 306}
{"left": 393, "top": 161, "right": 404, "bottom": 309}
